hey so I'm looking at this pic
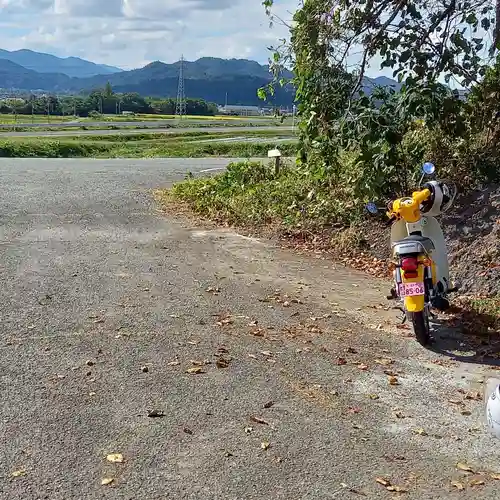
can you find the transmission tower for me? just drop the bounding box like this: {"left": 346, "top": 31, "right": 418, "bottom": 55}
{"left": 175, "top": 55, "right": 186, "bottom": 118}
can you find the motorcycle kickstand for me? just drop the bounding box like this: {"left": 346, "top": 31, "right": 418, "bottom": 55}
{"left": 392, "top": 306, "right": 407, "bottom": 324}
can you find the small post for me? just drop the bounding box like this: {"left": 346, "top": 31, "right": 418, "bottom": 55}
{"left": 268, "top": 148, "right": 282, "bottom": 175}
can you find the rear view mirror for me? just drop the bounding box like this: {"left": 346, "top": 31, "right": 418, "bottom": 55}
{"left": 422, "top": 162, "right": 435, "bottom": 175}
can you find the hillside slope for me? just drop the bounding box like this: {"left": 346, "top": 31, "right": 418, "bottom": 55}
{"left": 0, "top": 59, "right": 71, "bottom": 90}
{"left": 0, "top": 51, "right": 401, "bottom": 106}
{"left": 0, "top": 49, "right": 121, "bottom": 77}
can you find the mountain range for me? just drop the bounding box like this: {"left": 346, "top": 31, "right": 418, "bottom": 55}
{"left": 0, "top": 49, "right": 121, "bottom": 78}
{"left": 0, "top": 49, "right": 401, "bottom": 106}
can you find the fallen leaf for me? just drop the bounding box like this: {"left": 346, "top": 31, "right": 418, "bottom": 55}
{"left": 261, "top": 441, "right": 270, "bottom": 450}
{"left": 11, "top": 468, "right": 26, "bottom": 478}
{"left": 216, "top": 317, "right": 233, "bottom": 326}
{"left": 375, "top": 477, "right": 391, "bottom": 487}
{"left": 263, "top": 401, "right": 274, "bottom": 409}
{"left": 106, "top": 453, "right": 124, "bottom": 463}
{"left": 374, "top": 358, "right": 393, "bottom": 366}
{"left": 369, "top": 394, "right": 380, "bottom": 400}
{"left": 388, "top": 376, "right": 399, "bottom": 386}
{"left": 461, "top": 410, "right": 472, "bottom": 416}
{"left": 183, "top": 427, "right": 193, "bottom": 435}
{"left": 190, "top": 360, "right": 204, "bottom": 366}
{"left": 490, "top": 473, "right": 500, "bottom": 480}
{"left": 413, "top": 428, "right": 428, "bottom": 436}
{"left": 147, "top": 410, "right": 165, "bottom": 418}
{"left": 101, "top": 478, "right": 114, "bottom": 486}
{"left": 260, "top": 351, "right": 273, "bottom": 357}
{"left": 358, "top": 364, "right": 369, "bottom": 371}
{"left": 216, "top": 357, "right": 230, "bottom": 368}
{"left": 384, "top": 369, "right": 398, "bottom": 376}
{"left": 248, "top": 354, "right": 258, "bottom": 359}
{"left": 168, "top": 359, "right": 180, "bottom": 366}
{"left": 336, "top": 357, "right": 348, "bottom": 365}
{"left": 387, "top": 485, "right": 408, "bottom": 493}
{"left": 456, "top": 462, "right": 474, "bottom": 473}
{"left": 465, "top": 391, "right": 482, "bottom": 401}
{"left": 448, "top": 399, "right": 463, "bottom": 405}
{"left": 469, "top": 479, "right": 485, "bottom": 486}
{"left": 451, "top": 481, "right": 465, "bottom": 490}
{"left": 250, "top": 416, "right": 269, "bottom": 425}
{"left": 250, "top": 328, "right": 265, "bottom": 337}
{"left": 383, "top": 454, "right": 406, "bottom": 462}
{"left": 186, "top": 367, "right": 204, "bottom": 374}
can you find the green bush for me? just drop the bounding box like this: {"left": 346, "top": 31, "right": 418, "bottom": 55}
{"left": 0, "top": 140, "right": 111, "bottom": 158}
{"left": 171, "top": 159, "right": 366, "bottom": 228}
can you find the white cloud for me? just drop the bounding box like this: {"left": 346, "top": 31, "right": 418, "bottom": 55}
{"left": 0, "top": 0, "right": 297, "bottom": 69}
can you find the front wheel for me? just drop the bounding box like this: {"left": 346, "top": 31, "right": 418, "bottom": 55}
{"left": 410, "top": 310, "right": 431, "bottom": 346}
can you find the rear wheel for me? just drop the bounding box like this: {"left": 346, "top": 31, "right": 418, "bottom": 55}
{"left": 411, "top": 310, "right": 431, "bottom": 346}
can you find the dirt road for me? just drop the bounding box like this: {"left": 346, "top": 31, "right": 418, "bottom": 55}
{"left": 1, "top": 158, "right": 499, "bottom": 499}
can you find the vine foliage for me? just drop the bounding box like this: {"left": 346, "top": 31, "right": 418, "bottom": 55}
{"left": 261, "top": 0, "right": 500, "bottom": 212}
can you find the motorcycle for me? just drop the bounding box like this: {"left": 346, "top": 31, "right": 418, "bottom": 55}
{"left": 366, "top": 162, "right": 458, "bottom": 346}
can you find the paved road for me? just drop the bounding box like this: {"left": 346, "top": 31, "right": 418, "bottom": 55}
{"left": 1, "top": 158, "right": 499, "bottom": 499}
{"left": 0, "top": 125, "right": 293, "bottom": 138}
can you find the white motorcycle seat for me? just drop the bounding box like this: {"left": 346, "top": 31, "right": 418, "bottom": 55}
{"left": 392, "top": 234, "right": 435, "bottom": 254}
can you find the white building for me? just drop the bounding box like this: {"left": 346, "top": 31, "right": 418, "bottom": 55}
{"left": 218, "top": 105, "right": 261, "bottom": 116}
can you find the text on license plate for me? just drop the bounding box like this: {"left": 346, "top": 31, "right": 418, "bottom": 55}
{"left": 399, "top": 282, "right": 425, "bottom": 297}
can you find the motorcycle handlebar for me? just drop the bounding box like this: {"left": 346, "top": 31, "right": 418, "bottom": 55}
{"left": 385, "top": 216, "right": 396, "bottom": 227}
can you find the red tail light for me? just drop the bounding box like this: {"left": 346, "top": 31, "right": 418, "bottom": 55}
{"left": 401, "top": 257, "right": 418, "bottom": 271}
{"left": 401, "top": 257, "right": 419, "bottom": 278}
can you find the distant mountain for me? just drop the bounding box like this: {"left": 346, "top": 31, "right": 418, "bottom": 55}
{"left": 0, "top": 59, "right": 71, "bottom": 90}
{"left": 0, "top": 51, "right": 401, "bottom": 106}
{"left": 63, "top": 58, "right": 296, "bottom": 106}
{"left": 0, "top": 49, "right": 121, "bottom": 78}
{"left": 366, "top": 76, "right": 402, "bottom": 90}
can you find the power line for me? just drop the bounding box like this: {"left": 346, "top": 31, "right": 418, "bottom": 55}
{"left": 175, "top": 54, "right": 186, "bottom": 118}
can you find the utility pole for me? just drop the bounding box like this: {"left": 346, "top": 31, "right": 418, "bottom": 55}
{"left": 175, "top": 54, "right": 186, "bottom": 119}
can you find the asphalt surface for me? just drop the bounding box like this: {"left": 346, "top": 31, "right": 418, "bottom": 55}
{"left": 0, "top": 125, "right": 293, "bottom": 138}
{"left": 1, "top": 158, "right": 500, "bottom": 499}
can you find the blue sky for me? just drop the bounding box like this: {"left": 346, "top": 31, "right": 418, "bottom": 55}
{"left": 0, "top": 0, "right": 299, "bottom": 70}
{"left": 2, "top": 0, "right": 450, "bottom": 85}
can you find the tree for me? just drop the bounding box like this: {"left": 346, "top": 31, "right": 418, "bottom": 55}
{"left": 105, "top": 81, "right": 113, "bottom": 98}
{"left": 259, "top": 0, "right": 500, "bottom": 211}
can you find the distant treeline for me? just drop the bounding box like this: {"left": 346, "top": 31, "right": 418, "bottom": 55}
{"left": 0, "top": 84, "right": 218, "bottom": 116}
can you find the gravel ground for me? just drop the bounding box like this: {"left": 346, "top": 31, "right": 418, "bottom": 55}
{"left": 1, "top": 158, "right": 500, "bottom": 499}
